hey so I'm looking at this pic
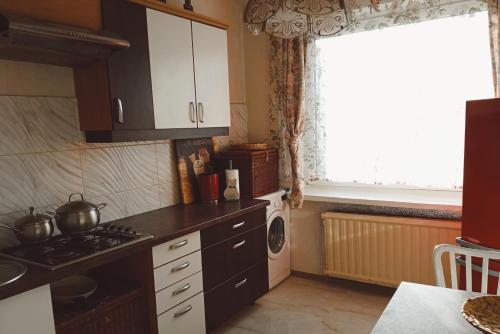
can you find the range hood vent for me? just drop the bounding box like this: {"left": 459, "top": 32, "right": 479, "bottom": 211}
{"left": 0, "top": 13, "right": 130, "bottom": 67}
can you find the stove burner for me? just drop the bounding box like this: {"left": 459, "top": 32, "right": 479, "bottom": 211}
{"left": 0, "top": 224, "right": 152, "bottom": 270}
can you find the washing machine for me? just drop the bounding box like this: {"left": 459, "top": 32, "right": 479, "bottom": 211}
{"left": 257, "top": 190, "right": 291, "bottom": 289}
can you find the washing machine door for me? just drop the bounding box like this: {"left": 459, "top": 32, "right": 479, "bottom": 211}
{"left": 267, "top": 210, "right": 286, "bottom": 260}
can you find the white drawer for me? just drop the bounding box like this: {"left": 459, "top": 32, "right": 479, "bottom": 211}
{"left": 154, "top": 250, "right": 202, "bottom": 292}
{"left": 153, "top": 231, "right": 201, "bottom": 268}
{"left": 156, "top": 271, "right": 204, "bottom": 315}
{"left": 158, "top": 292, "right": 206, "bottom": 334}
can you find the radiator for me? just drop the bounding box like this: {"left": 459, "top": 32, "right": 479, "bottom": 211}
{"left": 322, "top": 212, "right": 461, "bottom": 287}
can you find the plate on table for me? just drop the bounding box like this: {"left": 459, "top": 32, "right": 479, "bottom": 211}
{"left": 462, "top": 295, "right": 500, "bottom": 333}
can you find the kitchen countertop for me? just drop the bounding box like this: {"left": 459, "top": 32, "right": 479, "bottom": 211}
{"left": 372, "top": 282, "right": 481, "bottom": 334}
{"left": 0, "top": 199, "right": 268, "bottom": 301}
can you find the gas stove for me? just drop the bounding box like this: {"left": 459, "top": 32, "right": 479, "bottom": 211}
{"left": 0, "top": 223, "right": 153, "bottom": 270}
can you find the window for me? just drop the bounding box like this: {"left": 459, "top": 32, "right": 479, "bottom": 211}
{"left": 316, "top": 12, "right": 494, "bottom": 190}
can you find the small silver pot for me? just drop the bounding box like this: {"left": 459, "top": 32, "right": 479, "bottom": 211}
{"left": 0, "top": 207, "right": 54, "bottom": 244}
{"left": 49, "top": 193, "right": 107, "bottom": 235}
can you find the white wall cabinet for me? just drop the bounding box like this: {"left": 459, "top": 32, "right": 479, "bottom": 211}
{"left": 0, "top": 285, "right": 56, "bottom": 334}
{"left": 147, "top": 9, "right": 230, "bottom": 130}
{"left": 147, "top": 9, "right": 197, "bottom": 130}
{"left": 192, "top": 21, "right": 231, "bottom": 128}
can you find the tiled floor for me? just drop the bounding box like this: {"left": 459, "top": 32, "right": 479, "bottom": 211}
{"left": 216, "top": 276, "right": 394, "bottom": 334}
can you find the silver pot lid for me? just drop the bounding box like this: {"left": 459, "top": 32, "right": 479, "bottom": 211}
{"left": 15, "top": 207, "right": 52, "bottom": 228}
{"left": 56, "top": 193, "right": 99, "bottom": 214}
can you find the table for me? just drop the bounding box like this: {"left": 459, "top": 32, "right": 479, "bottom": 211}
{"left": 372, "top": 282, "right": 483, "bottom": 333}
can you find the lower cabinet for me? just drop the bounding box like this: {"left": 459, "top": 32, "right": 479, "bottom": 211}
{"left": 0, "top": 285, "right": 56, "bottom": 334}
{"left": 202, "top": 224, "right": 267, "bottom": 291}
{"left": 152, "top": 231, "right": 206, "bottom": 334}
{"left": 152, "top": 208, "right": 268, "bottom": 333}
{"left": 157, "top": 292, "right": 206, "bottom": 334}
{"left": 204, "top": 261, "right": 268, "bottom": 332}
{"left": 201, "top": 208, "right": 269, "bottom": 333}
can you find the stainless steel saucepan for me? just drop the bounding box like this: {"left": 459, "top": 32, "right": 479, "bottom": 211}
{"left": 0, "top": 207, "right": 54, "bottom": 244}
{"left": 48, "top": 193, "right": 107, "bottom": 235}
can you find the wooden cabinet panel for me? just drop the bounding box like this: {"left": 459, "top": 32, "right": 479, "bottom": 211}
{"left": 0, "top": 0, "right": 102, "bottom": 31}
{"left": 204, "top": 262, "right": 268, "bottom": 333}
{"left": 0, "top": 285, "right": 56, "bottom": 334}
{"left": 152, "top": 231, "right": 201, "bottom": 269}
{"left": 147, "top": 9, "right": 197, "bottom": 130}
{"left": 192, "top": 22, "right": 230, "bottom": 128}
{"left": 154, "top": 251, "right": 202, "bottom": 292}
{"left": 102, "top": 0, "right": 155, "bottom": 130}
{"left": 202, "top": 225, "right": 267, "bottom": 292}
{"left": 155, "top": 271, "right": 204, "bottom": 316}
{"left": 74, "top": 62, "right": 113, "bottom": 131}
{"left": 201, "top": 209, "right": 266, "bottom": 249}
{"left": 157, "top": 292, "right": 206, "bottom": 334}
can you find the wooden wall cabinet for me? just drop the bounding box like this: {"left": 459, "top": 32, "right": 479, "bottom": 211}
{"left": 74, "top": 0, "right": 230, "bottom": 142}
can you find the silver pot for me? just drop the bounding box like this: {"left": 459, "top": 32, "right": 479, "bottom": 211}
{"left": 49, "top": 193, "right": 107, "bottom": 235}
{"left": 0, "top": 207, "right": 54, "bottom": 244}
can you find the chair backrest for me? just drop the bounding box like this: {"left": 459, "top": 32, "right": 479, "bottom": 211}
{"left": 433, "top": 244, "right": 500, "bottom": 295}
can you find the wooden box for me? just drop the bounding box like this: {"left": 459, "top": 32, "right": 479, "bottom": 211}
{"left": 217, "top": 149, "right": 279, "bottom": 198}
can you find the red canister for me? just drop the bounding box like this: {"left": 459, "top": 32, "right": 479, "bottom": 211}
{"left": 198, "top": 173, "right": 219, "bottom": 203}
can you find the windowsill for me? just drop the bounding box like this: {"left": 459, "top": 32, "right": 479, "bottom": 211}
{"left": 304, "top": 183, "right": 462, "bottom": 218}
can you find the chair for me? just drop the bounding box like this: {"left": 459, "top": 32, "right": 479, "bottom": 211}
{"left": 433, "top": 244, "right": 500, "bottom": 295}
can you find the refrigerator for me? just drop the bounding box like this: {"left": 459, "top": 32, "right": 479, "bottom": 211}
{"left": 459, "top": 97, "right": 500, "bottom": 293}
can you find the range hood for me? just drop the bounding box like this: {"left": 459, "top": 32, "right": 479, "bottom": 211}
{"left": 0, "top": 13, "right": 130, "bottom": 67}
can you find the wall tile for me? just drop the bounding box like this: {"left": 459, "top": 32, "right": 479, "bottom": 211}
{"left": 229, "top": 103, "right": 248, "bottom": 138}
{"left": 81, "top": 144, "right": 158, "bottom": 198}
{"left": 156, "top": 142, "right": 179, "bottom": 184}
{"left": 159, "top": 183, "right": 181, "bottom": 208}
{"left": 0, "top": 94, "right": 249, "bottom": 250}
{"left": 0, "top": 96, "right": 82, "bottom": 155}
{"left": 0, "top": 151, "right": 83, "bottom": 215}
{"left": 89, "top": 186, "right": 161, "bottom": 223}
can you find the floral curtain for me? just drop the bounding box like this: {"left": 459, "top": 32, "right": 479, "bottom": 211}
{"left": 489, "top": 0, "right": 500, "bottom": 96}
{"left": 342, "top": 0, "right": 487, "bottom": 36}
{"left": 269, "top": 36, "right": 309, "bottom": 208}
{"left": 267, "top": 0, "right": 492, "bottom": 206}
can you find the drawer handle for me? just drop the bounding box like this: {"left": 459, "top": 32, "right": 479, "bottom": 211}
{"left": 232, "top": 221, "right": 245, "bottom": 229}
{"left": 170, "top": 239, "right": 188, "bottom": 250}
{"left": 233, "top": 240, "right": 246, "bottom": 249}
{"left": 174, "top": 305, "right": 193, "bottom": 318}
{"left": 234, "top": 278, "right": 248, "bottom": 289}
{"left": 171, "top": 261, "right": 190, "bottom": 273}
{"left": 172, "top": 283, "right": 191, "bottom": 296}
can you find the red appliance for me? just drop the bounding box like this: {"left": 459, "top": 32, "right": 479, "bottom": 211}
{"left": 460, "top": 97, "right": 500, "bottom": 293}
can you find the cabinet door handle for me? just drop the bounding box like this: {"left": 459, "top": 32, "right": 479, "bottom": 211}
{"left": 171, "top": 261, "right": 190, "bottom": 273}
{"left": 234, "top": 278, "right": 248, "bottom": 289}
{"left": 174, "top": 305, "right": 193, "bottom": 318}
{"left": 198, "top": 102, "right": 204, "bottom": 123}
{"left": 189, "top": 102, "right": 196, "bottom": 123}
{"left": 232, "top": 221, "right": 245, "bottom": 229}
{"left": 115, "top": 98, "right": 124, "bottom": 124}
{"left": 170, "top": 240, "right": 188, "bottom": 250}
{"left": 172, "top": 283, "right": 191, "bottom": 296}
{"left": 233, "top": 240, "right": 246, "bottom": 249}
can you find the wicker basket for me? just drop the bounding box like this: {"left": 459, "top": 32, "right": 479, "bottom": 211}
{"left": 54, "top": 285, "right": 147, "bottom": 334}
{"left": 217, "top": 149, "right": 279, "bottom": 198}
{"left": 462, "top": 296, "right": 500, "bottom": 334}
{"left": 230, "top": 143, "right": 268, "bottom": 151}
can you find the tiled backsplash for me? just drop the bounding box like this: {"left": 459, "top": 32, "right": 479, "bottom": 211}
{"left": 0, "top": 96, "right": 247, "bottom": 247}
